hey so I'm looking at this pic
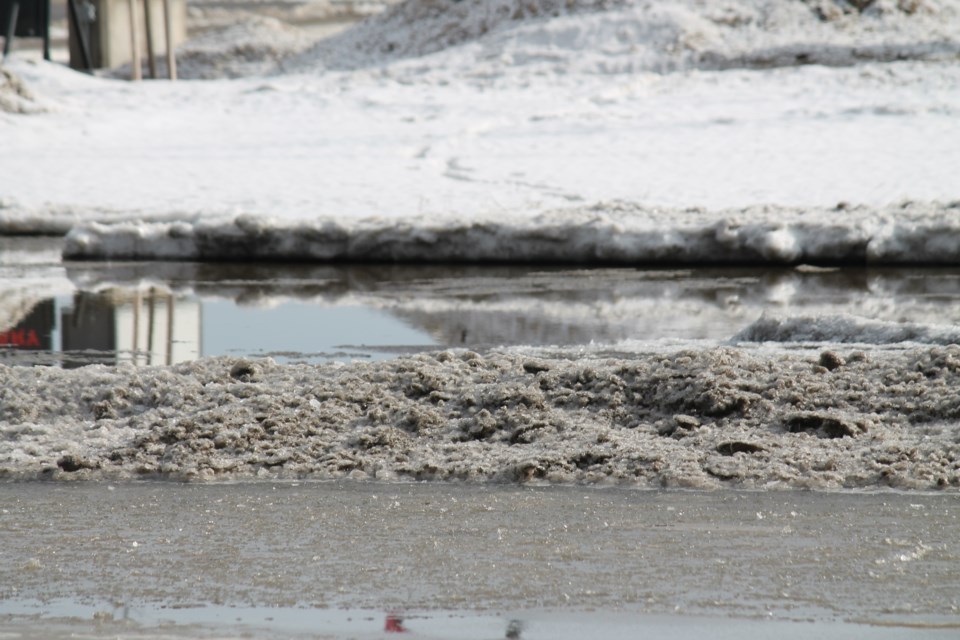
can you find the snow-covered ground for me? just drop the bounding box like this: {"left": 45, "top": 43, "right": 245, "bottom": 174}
{"left": 2, "top": 0, "right": 959, "bottom": 262}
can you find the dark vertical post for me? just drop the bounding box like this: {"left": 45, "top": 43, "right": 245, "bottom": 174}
{"left": 165, "top": 293, "right": 174, "bottom": 365}
{"left": 129, "top": 0, "right": 142, "bottom": 80}
{"left": 142, "top": 0, "right": 156, "bottom": 78}
{"left": 146, "top": 287, "right": 156, "bottom": 365}
{"left": 3, "top": 2, "right": 19, "bottom": 58}
{"left": 41, "top": 0, "right": 49, "bottom": 59}
{"left": 162, "top": 0, "right": 175, "bottom": 79}
{"left": 67, "top": 0, "right": 92, "bottom": 70}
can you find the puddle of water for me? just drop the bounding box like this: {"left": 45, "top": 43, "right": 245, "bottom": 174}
{"left": 1, "top": 600, "right": 954, "bottom": 639}
{"left": 3, "top": 239, "right": 960, "bottom": 365}
{"left": 201, "top": 299, "right": 437, "bottom": 362}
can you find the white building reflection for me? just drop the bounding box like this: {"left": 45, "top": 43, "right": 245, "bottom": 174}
{"left": 61, "top": 288, "right": 201, "bottom": 366}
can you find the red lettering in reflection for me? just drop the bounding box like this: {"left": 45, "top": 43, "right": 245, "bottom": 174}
{"left": 0, "top": 329, "right": 42, "bottom": 348}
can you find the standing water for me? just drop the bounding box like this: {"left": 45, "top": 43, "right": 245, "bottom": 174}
{"left": 5, "top": 240, "right": 960, "bottom": 365}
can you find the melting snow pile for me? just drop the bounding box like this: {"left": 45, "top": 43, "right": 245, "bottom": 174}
{"left": 2, "top": 345, "right": 959, "bottom": 489}
{"left": 288, "top": 0, "right": 960, "bottom": 77}
{"left": 63, "top": 200, "right": 960, "bottom": 264}
{"left": 94, "top": 0, "right": 960, "bottom": 80}
{"left": 733, "top": 314, "right": 960, "bottom": 345}
{"left": 139, "top": 0, "right": 960, "bottom": 82}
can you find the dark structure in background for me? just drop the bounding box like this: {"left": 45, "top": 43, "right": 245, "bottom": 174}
{"left": 61, "top": 289, "right": 200, "bottom": 367}
{"left": 0, "top": 0, "right": 50, "bottom": 60}
{"left": 66, "top": 0, "right": 94, "bottom": 70}
{"left": 65, "top": 0, "right": 181, "bottom": 78}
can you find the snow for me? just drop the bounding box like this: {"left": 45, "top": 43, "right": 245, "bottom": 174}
{"left": 1, "top": 0, "right": 959, "bottom": 261}
{"left": 0, "top": 67, "right": 44, "bottom": 114}
{"left": 60, "top": 200, "right": 960, "bottom": 263}
{"left": 2, "top": 344, "right": 960, "bottom": 489}
{"left": 732, "top": 313, "right": 960, "bottom": 344}
{"left": 289, "top": 0, "right": 960, "bottom": 75}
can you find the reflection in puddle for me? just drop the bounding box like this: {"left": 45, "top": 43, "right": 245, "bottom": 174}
{"left": 201, "top": 299, "right": 436, "bottom": 362}
{"left": 3, "top": 599, "right": 952, "bottom": 640}
{"left": 0, "top": 298, "right": 53, "bottom": 351}
{"left": 61, "top": 289, "right": 201, "bottom": 367}
{"left": 3, "top": 259, "right": 960, "bottom": 366}
{"left": 0, "top": 599, "right": 529, "bottom": 639}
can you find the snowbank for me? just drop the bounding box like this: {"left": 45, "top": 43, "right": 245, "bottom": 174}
{"left": 107, "top": 0, "right": 960, "bottom": 81}
{"left": 0, "top": 199, "right": 198, "bottom": 236}
{"left": 3, "top": 1, "right": 959, "bottom": 237}
{"left": 2, "top": 345, "right": 959, "bottom": 490}
{"left": 62, "top": 201, "right": 960, "bottom": 264}
{"left": 287, "top": 0, "right": 960, "bottom": 78}
{"left": 5, "top": 54, "right": 958, "bottom": 238}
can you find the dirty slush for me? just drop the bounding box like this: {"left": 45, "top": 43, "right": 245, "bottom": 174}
{"left": 4, "top": 345, "right": 958, "bottom": 490}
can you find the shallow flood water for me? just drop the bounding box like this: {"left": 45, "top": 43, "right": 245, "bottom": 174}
{"left": 0, "top": 482, "right": 958, "bottom": 638}
{"left": 4, "top": 238, "right": 960, "bottom": 365}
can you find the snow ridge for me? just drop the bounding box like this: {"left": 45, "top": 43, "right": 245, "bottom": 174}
{"left": 62, "top": 201, "right": 960, "bottom": 264}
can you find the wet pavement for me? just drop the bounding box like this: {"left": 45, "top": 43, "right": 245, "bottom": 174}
{"left": 1, "top": 482, "right": 958, "bottom": 638}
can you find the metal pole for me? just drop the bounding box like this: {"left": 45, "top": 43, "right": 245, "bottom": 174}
{"left": 142, "top": 0, "right": 157, "bottom": 78}
{"left": 162, "top": 0, "right": 176, "bottom": 79}
{"left": 132, "top": 290, "right": 141, "bottom": 364}
{"left": 146, "top": 288, "right": 156, "bottom": 365}
{"left": 67, "top": 0, "right": 92, "bottom": 70}
{"left": 128, "top": 0, "right": 142, "bottom": 80}
{"left": 42, "top": 0, "right": 50, "bottom": 60}
{"left": 166, "top": 293, "right": 174, "bottom": 365}
{"left": 4, "top": 2, "right": 20, "bottom": 59}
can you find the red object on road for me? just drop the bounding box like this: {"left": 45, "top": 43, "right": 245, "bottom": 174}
{"left": 385, "top": 613, "right": 408, "bottom": 633}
